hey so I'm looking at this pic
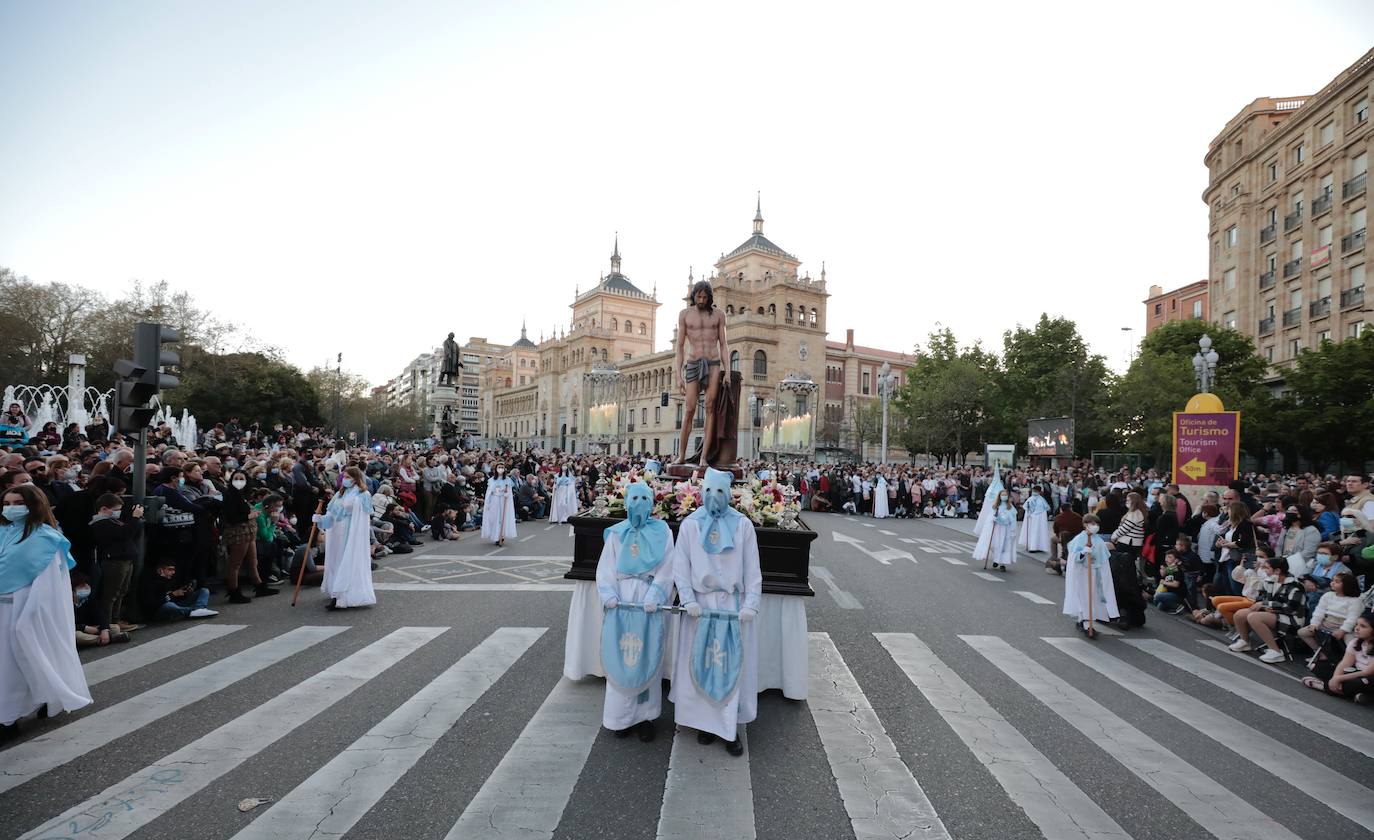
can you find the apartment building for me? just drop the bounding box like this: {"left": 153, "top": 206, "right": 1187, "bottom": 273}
{"left": 1204, "top": 49, "right": 1370, "bottom": 377}
{"left": 1144, "top": 281, "right": 1209, "bottom": 334}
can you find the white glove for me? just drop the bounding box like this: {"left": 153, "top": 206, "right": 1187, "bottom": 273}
{"left": 684, "top": 602, "right": 702, "bottom": 618}
{"left": 311, "top": 514, "right": 323, "bottom": 523}
{"left": 643, "top": 601, "right": 657, "bottom": 614}
{"left": 603, "top": 597, "right": 619, "bottom": 610}
{"left": 739, "top": 608, "right": 757, "bottom": 624}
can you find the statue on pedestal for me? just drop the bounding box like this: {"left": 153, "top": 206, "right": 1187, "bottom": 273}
{"left": 439, "top": 332, "right": 463, "bottom": 386}
{"left": 673, "top": 281, "right": 739, "bottom": 471}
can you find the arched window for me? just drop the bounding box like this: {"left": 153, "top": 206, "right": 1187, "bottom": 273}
{"left": 810, "top": 307, "right": 818, "bottom": 326}
{"left": 625, "top": 319, "right": 633, "bottom": 333}
{"left": 785, "top": 303, "right": 793, "bottom": 321}
{"left": 601, "top": 348, "right": 608, "bottom": 361}
{"left": 612, "top": 320, "right": 619, "bottom": 332}
{"left": 730, "top": 350, "right": 740, "bottom": 372}
{"left": 757, "top": 307, "right": 765, "bottom": 315}
{"left": 638, "top": 322, "right": 646, "bottom": 335}
{"left": 753, "top": 350, "right": 767, "bottom": 376}
{"left": 726, "top": 304, "right": 734, "bottom": 315}
{"left": 767, "top": 303, "right": 775, "bottom": 316}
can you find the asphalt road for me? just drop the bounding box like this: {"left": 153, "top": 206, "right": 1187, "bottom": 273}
{"left": 3, "top": 511, "right": 1372, "bottom": 840}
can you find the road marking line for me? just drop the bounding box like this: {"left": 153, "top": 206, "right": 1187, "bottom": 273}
{"left": 447, "top": 678, "right": 603, "bottom": 840}
{"left": 1129, "top": 639, "right": 1374, "bottom": 758}
{"left": 485, "top": 547, "right": 505, "bottom": 555}
{"left": 0, "top": 626, "right": 347, "bottom": 795}
{"left": 900, "top": 537, "right": 917, "bottom": 544}
{"left": 971, "top": 572, "right": 1003, "bottom": 582}
{"left": 860, "top": 523, "right": 875, "bottom": 527}
{"left": 808, "top": 633, "right": 951, "bottom": 840}
{"left": 83, "top": 624, "right": 246, "bottom": 687}
{"left": 568, "top": 526, "right": 574, "bottom": 537}
{"left": 19, "top": 627, "right": 444, "bottom": 840}
{"left": 373, "top": 583, "right": 575, "bottom": 591}
{"left": 1013, "top": 591, "right": 1054, "bottom": 605}
{"left": 964, "top": 635, "right": 1302, "bottom": 840}
{"left": 811, "top": 567, "right": 863, "bottom": 609}
{"left": 919, "top": 546, "right": 941, "bottom": 553}
{"left": 657, "top": 723, "right": 755, "bottom": 839}
{"left": 942, "top": 557, "right": 967, "bottom": 566}
{"left": 879, "top": 529, "right": 897, "bottom": 536}
{"left": 1196, "top": 640, "right": 1302, "bottom": 682}
{"left": 520, "top": 535, "right": 535, "bottom": 542}
{"left": 1046, "top": 637, "right": 1374, "bottom": 827}
{"left": 544, "top": 524, "right": 555, "bottom": 531}
{"left": 232, "top": 628, "right": 546, "bottom": 840}
{"left": 877, "top": 633, "right": 1128, "bottom": 840}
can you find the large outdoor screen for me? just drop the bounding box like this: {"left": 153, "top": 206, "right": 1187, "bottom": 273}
{"left": 1027, "top": 417, "right": 1074, "bottom": 457}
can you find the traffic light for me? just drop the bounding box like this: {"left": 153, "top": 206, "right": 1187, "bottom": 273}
{"left": 113, "top": 322, "right": 182, "bottom": 435}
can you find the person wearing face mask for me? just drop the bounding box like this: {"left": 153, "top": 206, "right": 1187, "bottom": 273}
{"left": 549, "top": 464, "right": 578, "bottom": 524}
{"left": 669, "top": 468, "right": 762, "bottom": 757}
{"left": 1063, "top": 514, "right": 1118, "bottom": 637}
{"left": 481, "top": 465, "right": 518, "bottom": 547}
{"left": 90, "top": 492, "right": 146, "bottom": 636}
{"left": 314, "top": 466, "right": 376, "bottom": 611}
{"left": 596, "top": 481, "right": 676, "bottom": 742}
{"left": 974, "top": 485, "right": 1018, "bottom": 572}
{"left": 0, "top": 484, "right": 92, "bottom": 736}
{"left": 222, "top": 470, "right": 276, "bottom": 604}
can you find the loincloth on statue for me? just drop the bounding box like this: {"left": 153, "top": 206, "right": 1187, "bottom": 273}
{"left": 682, "top": 358, "right": 721, "bottom": 392}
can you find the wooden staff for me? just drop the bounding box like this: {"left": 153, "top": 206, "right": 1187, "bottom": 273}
{"left": 1084, "top": 531, "right": 1096, "bottom": 639}
{"left": 291, "top": 500, "right": 326, "bottom": 607}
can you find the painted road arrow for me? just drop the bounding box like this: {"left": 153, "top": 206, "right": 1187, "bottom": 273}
{"left": 832, "top": 531, "right": 917, "bottom": 565}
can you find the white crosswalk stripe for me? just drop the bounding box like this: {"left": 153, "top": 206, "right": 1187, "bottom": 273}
{"left": 1126, "top": 639, "right": 1374, "bottom": 759}
{"left": 19, "top": 627, "right": 444, "bottom": 840}
{"left": 965, "top": 634, "right": 1302, "bottom": 840}
{"left": 446, "top": 677, "right": 604, "bottom": 840}
{"left": 1046, "top": 636, "right": 1374, "bottom": 827}
{"left": 876, "top": 633, "right": 1128, "bottom": 840}
{"left": 0, "top": 625, "right": 347, "bottom": 795}
{"left": 1013, "top": 591, "right": 1054, "bottom": 605}
{"left": 232, "top": 627, "right": 546, "bottom": 840}
{"left": 9, "top": 620, "right": 1373, "bottom": 840}
{"left": 808, "top": 633, "right": 951, "bottom": 840}
{"left": 82, "top": 623, "right": 247, "bottom": 686}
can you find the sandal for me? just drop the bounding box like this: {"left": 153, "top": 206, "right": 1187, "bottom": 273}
{"left": 1301, "top": 676, "right": 1325, "bottom": 691}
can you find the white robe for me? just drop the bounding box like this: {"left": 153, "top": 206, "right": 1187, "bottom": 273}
{"left": 319, "top": 487, "right": 377, "bottom": 608}
{"left": 973, "top": 506, "right": 1018, "bottom": 566}
{"left": 549, "top": 477, "right": 578, "bottom": 524}
{"left": 1063, "top": 532, "right": 1120, "bottom": 624}
{"left": 595, "top": 529, "right": 677, "bottom": 731}
{"left": 873, "top": 477, "right": 890, "bottom": 519}
{"left": 669, "top": 515, "right": 762, "bottom": 742}
{"left": 481, "top": 478, "right": 518, "bottom": 542}
{"left": 1018, "top": 495, "right": 1051, "bottom": 553}
{"left": 1, "top": 552, "right": 92, "bottom": 725}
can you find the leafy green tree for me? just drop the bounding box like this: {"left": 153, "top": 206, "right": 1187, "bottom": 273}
{"left": 1279, "top": 331, "right": 1374, "bottom": 470}
{"left": 178, "top": 349, "right": 323, "bottom": 428}
{"left": 895, "top": 328, "right": 1000, "bottom": 464}
{"left": 998, "top": 315, "right": 1116, "bottom": 456}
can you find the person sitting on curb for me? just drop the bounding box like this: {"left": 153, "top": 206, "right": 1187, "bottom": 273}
{"left": 136, "top": 557, "right": 218, "bottom": 621}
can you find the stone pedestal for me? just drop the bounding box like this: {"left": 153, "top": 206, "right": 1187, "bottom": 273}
{"left": 429, "top": 384, "right": 459, "bottom": 443}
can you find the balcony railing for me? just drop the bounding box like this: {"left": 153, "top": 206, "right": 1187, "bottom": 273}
{"left": 1310, "top": 297, "right": 1332, "bottom": 318}
{"left": 1341, "top": 228, "right": 1367, "bottom": 254}
{"left": 626, "top": 423, "right": 635, "bottom": 432}
{"left": 1284, "top": 208, "right": 1304, "bottom": 232}
{"left": 1258, "top": 316, "right": 1276, "bottom": 334}
{"left": 1259, "top": 223, "right": 1276, "bottom": 244}
{"left": 1283, "top": 258, "right": 1302, "bottom": 278}
{"left": 1258, "top": 269, "right": 1276, "bottom": 289}
{"left": 1344, "top": 172, "right": 1368, "bottom": 200}
{"left": 1340, "top": 286, "right": 1365, "bottom": 309}
{"left": 1312, "top": 193, "right": 1333, "bottom": 217}
{"left": 1282, "top": 307, "right": 1302, "bottom": 328}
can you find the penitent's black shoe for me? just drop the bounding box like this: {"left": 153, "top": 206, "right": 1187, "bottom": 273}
{"left": 725, "top": 738, "right": 744, "bottom": 757}
{"left": 696, "top": 730, "right": 715, "bottom": 745}
{"left": 613, "top": 725, "right": 633, "bottom": 739}
{"left": 637, "top": 720, "right": 656, "bottom": 742}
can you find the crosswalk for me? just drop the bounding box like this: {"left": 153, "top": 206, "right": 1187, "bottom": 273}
{"left": 4, "top": 621, "right": 1372, "bottom": 840}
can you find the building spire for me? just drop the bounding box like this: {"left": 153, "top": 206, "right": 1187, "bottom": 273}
{"left": 753, "top": 192, "right": 764, "bottom": 235}
{"left": 521, "top": 318, "right": 528, "bottom": 340}
{"left": 610, "top": 231, "right": 622, "bottom": 274}
{"left": 821, "top": 260, "right": 826, "bottom": 282}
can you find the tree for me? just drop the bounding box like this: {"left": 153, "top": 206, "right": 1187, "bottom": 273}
{"left": 178, "top": 349, "right": 324, "bottom": 428}
{"left": 846, "top": 396, "right": 884, "bottom": 459}
{"left": 894, "top": 328, "right": 1000, "bottom": 464}
{"left": 1279, "top": 331, "right": 1374, "bottom": 470}
{"left": 998, "top": 315, "right": 1116, "bottom": 456}
{"left": 1107, "top": 350, "right": 1195, "bottom": 464}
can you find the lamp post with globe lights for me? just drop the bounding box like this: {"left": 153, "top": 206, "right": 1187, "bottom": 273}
{"left": 1192, "top": 334, "right": 1219, "bottom": 393}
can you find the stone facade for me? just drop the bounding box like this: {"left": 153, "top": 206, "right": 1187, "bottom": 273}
{"left": 1205, "top": 49, "right": 1371, "bottom": 380}
{"left": 481, "top": 204, "right": 912, "bottom": 460}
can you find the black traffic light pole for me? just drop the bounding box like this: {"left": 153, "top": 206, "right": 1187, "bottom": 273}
{"left": 115, "top": 322, "right": 182, "bottom": 503}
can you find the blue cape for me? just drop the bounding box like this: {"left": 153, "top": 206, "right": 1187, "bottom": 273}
{"left": 0, "top": 523, "right": 75, "bottom": 595}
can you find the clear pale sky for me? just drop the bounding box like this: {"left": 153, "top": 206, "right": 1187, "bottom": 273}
{"left": 2, "top": 1, "right": 1372, "bottom": 384}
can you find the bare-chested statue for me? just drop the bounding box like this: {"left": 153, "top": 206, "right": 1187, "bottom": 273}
{"left": 675, "top": 280, "right": 728, "bottom": 466}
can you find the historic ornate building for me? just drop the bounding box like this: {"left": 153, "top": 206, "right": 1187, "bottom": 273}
{"left": 479, "top": 202, "right": 909, "bottom": 459}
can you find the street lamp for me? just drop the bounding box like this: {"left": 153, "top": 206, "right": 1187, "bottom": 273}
{"left": 747, "top": 393, "right": 758, "bottom": 461}
{"left": 1192, "top": 333, "right": 1219, "bottom": 393}
{"left": 876, "top": 361, "right": 899, "bottom": 466}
